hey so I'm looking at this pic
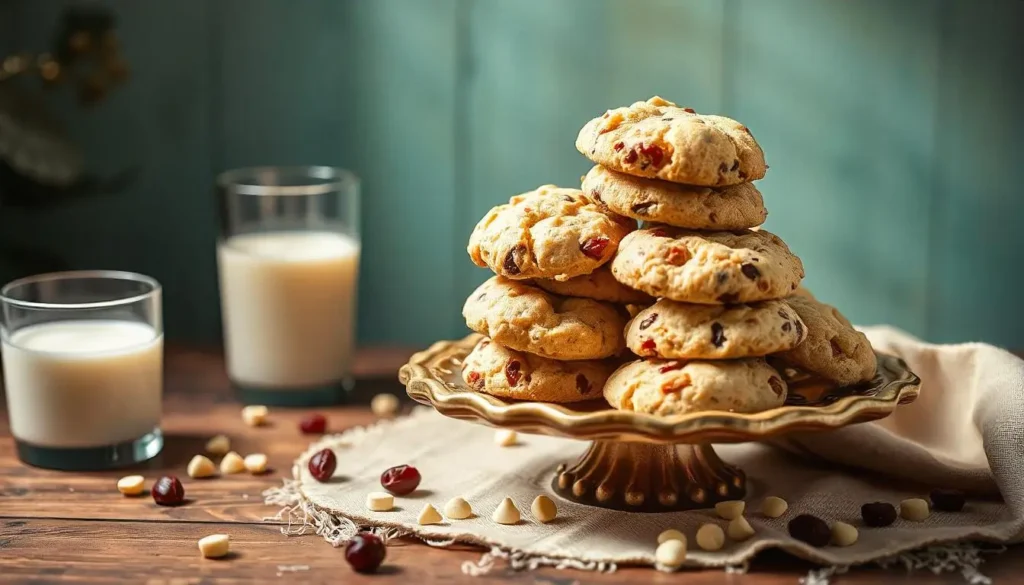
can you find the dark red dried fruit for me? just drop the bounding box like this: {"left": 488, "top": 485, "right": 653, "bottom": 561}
{"left": 505, "top": 360, "right": 523, "bottom": 386}
{"left": 631, "top": 201, "right": 655, "bottom": 215}
{"left": 308, "top": 449, "right": 337, "bottom": 483}
{"left": 613, "top": 141, "right": 624, "bottom": 151}
{"left": 782, "top": 322, "right": 791, "bottom": 332}
{"left": 575, "top": 374, "right": 591, "bottom": 395}
{"left": 861, "top": 502, "right": 897, "bottom": 527}
{"left": 658, "top": 361, "right": 684, "bottom": 373}
{"left": 741, "top": 126, "right": 751, "bottom": 134}
{"left": 299, "top": 413, "right": 327, "bottom": 434}
{"left": 741, "top": 263, "right": 760, "bottom": 280}
{"left": 580, "top": 237, "right": 610, "bottom": 260}
{"left": 639, "top": 314, "right": 658, "bottom": 330}
{"left": 638, "top": 143, "right": 665, "bottom": 169}
{"left": 345, "top": 532, "right": 386, "bottom": 573}
{"left": 641, "top": 339, "right": 657, "bottom": 354}
{"left": 649, "top": 228, "right": 669, "bottom": 238}
{"left": 503, "top": 247, "right": 522, "bottom": 275}
{"left": 768, "top": 376, "right": 784, "bottom": 397}
{"left": 683, "top": 107, "right": 696, "bottom": 114}
{"left": 666, "top": 247, "right": 690, "bottom": 266}
{"left": 151, "top": 476, "right": 185, "bottom": 506}
{"left": 830, "top": 338, "right": 844, "bottom": 357}
{"left": 381, "top": 464, "right": 421, "bottom": 495}
{"left": 788, "top": 514, "right": 830, "bottom": 547}
{"left": 467, "top": 371, "right": 482, "bottom": 388}
{"left": 930, "top": 489, "right": 966, "bottom": 512}
{"left": 710, "top": 322, "right": 726, "bottom": 347}
{"left": 624, "top": 150, "right": 639, "bottom": 164}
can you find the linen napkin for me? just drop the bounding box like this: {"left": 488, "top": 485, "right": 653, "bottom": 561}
{"left": 265, "top": 326, "right": 1024, "bottom": 577}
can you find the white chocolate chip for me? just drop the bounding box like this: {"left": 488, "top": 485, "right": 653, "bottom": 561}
{"left": 417, "top": 503, "right": 443, "bottom": 525}
{"left": 492, "top": 497, "right": 521, "bottom": 525}
{"left": 116, "top": 475, "right": 145, "bottom": 496}
{"left": 900, "top": 498, "right": 930, "bottom": 521}
{"left": 727, "top": 516, "right": 755, "bottom": 541}
{"left": 696, "top": 523, "right": 725, "bottom": 551}
{"left": 197, "top": 534, "right": 230, "bottom": 559}
{"left": 494, "top": 429, "right": 518, "bottom": 447}
{"left": 531, "top": 495, "right": 557, "bottom": 523}
{"left": 366, "top": 492, "right": 394, "bottom": 512}
{"left": 241, "top": 405, "right": 268, "bottom": 427}
{"left": 715, "top": 500, "right": 745, "bottom": 520}
{"left": 220, "top": 451, "right": 246, "bottom": 474}
{"left": 444, "top": 497, "right": 473, "bottom": 520}
{"left": 831, "top": 521, "right": 858, "bottom": 546}
{"left": 243, "top": 453, "right": 268, "bottom": 474}
{"left": 657, "top": 529, "right": 686, "bottom": 545}
{"left": 370, "top": 393, "right": 399, "bottom": 418}
{"left": 205, "top": 434, "right": 230, "bottom": 456}
{"left": 655, "top": 539, "right": 687, "bottom": 569}
{"left": 187, "top": 455, "right": 217, "bottom": 479}
{"left": 760, "top": 496, "right": 788, "bottom": 518}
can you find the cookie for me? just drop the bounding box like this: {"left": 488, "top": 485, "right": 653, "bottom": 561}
{"left": 583, "top": 165, "right": 767, "bottom": 229}
{"left": 792, "top": 285, "right": 815, "bottom": 299}
{"left": 626, "top": 299, "right": 806, "bottom": 359}
{"left": 468, "top": 185, "right": 635, "bottom": 281}
{"left": 611, "top": 226, "right": 804, "bottom": 304}
{"left": 461, "top": 338, "right": 614, "bottom": 403}
{"left": 576, "top": 96, "right": 766, "bottom": 187}
{"left": 774, "top": 296, "right": 876, "bottom": 386}
{"left": 533, "top": 265, "right": 653, "bottom": 304}
{"left": 603, "top": 358, "right": 787, "bottom": 416}
{"left": 463, "top": 276, "right": 627, "bottom": 360}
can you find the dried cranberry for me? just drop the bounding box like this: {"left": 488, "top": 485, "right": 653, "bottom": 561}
{"left": 467, "top": 371, "right": 483, "bottom": 388}
{"left": 624, "top": 150, "right": 639, "bottom": 164}
{"left": 505, "top": 360, "right": 523, "bottom": 386}
{"left": 151, "top": 476, "right": 185, "bottom": 506}
{"left": 740, "top": 263, "right": 760, "bottom": 280}
{"left": 575, "top": 374, "right": 591, "bottom": 395}
{"left": 381, "top": 464, "right": 421, "bottom": 496}
{"left": 666, "top": 247, "right": 690, "bottom": 265}
{"left": 788, "top": 514, "right": 830, "bottom": 547}
{"left": 638, "top": 314, "right": 658, "bottom": 330}
{"left": 768, "top": 376, "right": 784, "bottom": 397}
{"left": 345, "top": 532, "right": 386, "bottom": 573}
{"left": 613, "top": 141, "right": 624, "bottom": 151}
{"left": 683, "top": 107, "right": 696, "bottom": 114}
{"left": 580, "top": 237, "right": 610, "bottom": 260}
{"left": 710, "top": 322, "right": 726, "bottom": 347}
{"left": 638, "top": 143, "right": 665, "bottom": 168}
{"left": 641, "top": 339, "right": 657, "bottom": 354}
{"left": 308, "top": 449, "right": 337, "bottom": 483}
{"left": 649, "top": 228, "right": 669, "bottom": 238}
{"left": 658, "top": 361, "right": 684, "bottom": 373}
{"left": 299, "top": 413, "right": 327, "bottom": 434}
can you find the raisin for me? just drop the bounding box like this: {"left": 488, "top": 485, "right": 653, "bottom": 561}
{"left": 631, "top": 201, "right": 655, "bottom": 215}
{"left": 641, "top": 339, "right": 657, "bottom": 354}
{"left": 795, "top": 320, "right": 804, "bottom": 339}
{"left": 524, "top": 373, "right": 532, "bottom": 384}
{"left": 718, "top": 293, "right": 739, "bottom": 304}
{"left": 788, "top": 515, "right": 830, "bottom": 547}
{"left": 624, "top": 150, "right": 639, "bottom": 164}
{"left": 861, "top": 502, "right": 897, "bottom": 527}
{"left": 683, "top": 107, "right": 696, "bottom": 114}
{"left": 708, "top": 212, "right": 719, "bottom": 223}
{"left": 613, "top": 141, "right": 624, "bottom": 151}
{"left": 658, "top": 361, "right": 683, "bottom": 373}
{"left": 730, "top": 159, "right": 740, "bottom": 171}
{"left": 767, "top": 376, "right": 784, "bottom": 397}
{"left": 562, "top": 194, "right": 575, "bottom": 203}
{"left": 505, "top": 360, "right": 523, "bottom": 386}
{"left": 580, "top": 237, "right": 610, "bottom": 259}
{"left": 503, "top": 246, "right": 524, "bottom": 275}
{"left": 575, "top": 374, "right": 591, "bottom": 395}
{"left": 781, "top": 322, "right": 791, "bottom": 332}
{"left": 830, "top": 338, "right": 844, "bottom": 357}
{"left": 638, "top": 314, "right": 658, "bottom": 330}
{"left": 718, "top": 162, "right": 729, "bottom": 174}
{"left": 930, "top": 489, "right": 966, "bottom": 512}
{"left": 741, "top": 263, "right": 760, "bottom": 280}
{"left": 710, "top": 322, "right": 726, "bottom": 347}
{"left": 738, "top": 170, "right": 748, "bottom": 180}
{"left": 666, "top": 247, "right": 690, "bottom": 265}
{"left": 778, "top": 309, "right": 789, "bottom": 320}
{"left": 716, "top": 271, "right": 729, "bottom": 285}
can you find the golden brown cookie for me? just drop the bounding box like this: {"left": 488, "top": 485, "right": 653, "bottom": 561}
{"left": 576, "top": 96, "right": 766, "bottom": 187}
{"left": 533, "top": 265, "right": 653, "bottom": 304}
{"left": 774, "top": 296, "right": 876, "bottom": 386}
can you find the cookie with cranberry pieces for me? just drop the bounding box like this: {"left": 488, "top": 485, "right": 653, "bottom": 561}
{"left": 603, "top": 358, "right": 787, "bottom": 416}
{"left": 773, "top": 296, "right": 876, "bottom": 386}
{"left": 576, "top": 96, "right": 766, "bottom": 187}
{"left": 462, "top": 338, "right": 614, "bottom": 403}
{"left": 463, "top": 276, "right": 627, "bottom": 360}
{"left": 582, "top": 165, "right": 767, "bottom": 229}
{"left": 610, "top": 226, "right": 804, "bottom": 304}
{"left": 533, "top": 265, "right": 653, "bottom": 304}
{"left": 626, "top": 298, "right": 806, "bottom": 360}
{"left": 468, "top": 185, "right": 635, "bottom": 281}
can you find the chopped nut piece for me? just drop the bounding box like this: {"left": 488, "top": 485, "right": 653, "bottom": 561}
{"left": 198, "top": 534, "right": 230, "bottom": 559}
{"left": 715, "top": 500, "right": 745, "bottom": 520}
{"left": 531, "top": 495, "right": 556, "bottom": 523}
{"left": 116, "top": 475, "right": 145, "bottom": 496}
{"left": 655, "top": 539, "right": 687, "bottom": 569}
{"left": 417, "top": 503, "right": 443, "bottom": 525}
{"left": 727, "top": 516, "right": 755, "bottom": 541}
{"left": 220, "top": 451, "right": 245, "bottom": 474}
{"left": 370, "top": 394, "right": 399, "bottom": 418}
{"left": 696, "top": 524, "right": 725, "bottom": 551}
{"left": 900, "top": 498, "right": 930, "bottom": 521}
{"left": 759, "top": 496, "right": 788, "bottom": 518}
{"left": 831, "top": 521, "right": 858, "bottom": 546}
{"left": 205, "top": 434, "right": 230, "bottom": 456}
{"left": 241, "top": 405, "right": 268, "bottom": 427}
{"left": 492, "top": 497, "right": 521, "bottom": 525}
{"left": 366, "top": 492, "right": 394, "bottom": 512}
{"left": 444, "top": 497, "right": 473, "bottom": 520}
{"left": 494, "top": 429, "right": 518, "bottom": 447}
{"left": 243, "top": 453, "right": 268, "bottom": 474}
{"left": 187, "top": 455, "right": 217, "bottom": 479}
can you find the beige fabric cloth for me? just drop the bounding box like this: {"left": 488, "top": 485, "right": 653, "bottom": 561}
{"left": 265, "top": 326, "right": 1024, "bottom": 573}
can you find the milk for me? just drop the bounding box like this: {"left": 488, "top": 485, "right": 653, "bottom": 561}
{"left": 2, "top": 320, "right": 163, "bottom": 448}
{"left": 217, "top": 231, "right": 360, "bottom": 388}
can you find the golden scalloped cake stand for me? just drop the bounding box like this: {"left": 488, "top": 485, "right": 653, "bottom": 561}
{"left": 399, "top": 334, "right": 920, "bottom": 513}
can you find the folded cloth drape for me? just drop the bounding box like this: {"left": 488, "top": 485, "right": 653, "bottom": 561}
{"left": 266, "top": 326, "right": 1023, "bottom": 573}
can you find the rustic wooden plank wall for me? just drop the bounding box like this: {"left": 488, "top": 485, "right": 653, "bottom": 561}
{"left": 2, "top": 0, "right": 1021, "bottom": 347}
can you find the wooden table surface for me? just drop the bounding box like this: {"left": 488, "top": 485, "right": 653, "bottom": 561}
{"left": 0, "top": 346, "right": 1019, "bottom": 584}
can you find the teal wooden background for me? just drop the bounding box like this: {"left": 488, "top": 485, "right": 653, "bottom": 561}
{"left": 1, "top": 0, "right": 1022, "bottom": 348}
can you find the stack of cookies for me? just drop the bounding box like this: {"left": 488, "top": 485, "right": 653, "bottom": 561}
{"left": 460, "top": 96, "right": 878, "bottom": 416}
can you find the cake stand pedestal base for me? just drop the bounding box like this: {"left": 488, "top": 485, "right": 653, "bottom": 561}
{"left": 552, "top": 441, "right": 745, "bottom": 512}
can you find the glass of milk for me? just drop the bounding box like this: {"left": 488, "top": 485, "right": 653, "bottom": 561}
{"left": 0, "top": 270, "right": 163, "bottom": 470}
{"left": 216, "top": 166, "right": 360, "bottom": 406}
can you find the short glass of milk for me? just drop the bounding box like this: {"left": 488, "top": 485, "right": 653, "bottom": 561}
{"left": 0, "top": 270, "right": 163, "bottom": 470}
{"left": 216, "top": 166, "right": 360, "bottom": 406}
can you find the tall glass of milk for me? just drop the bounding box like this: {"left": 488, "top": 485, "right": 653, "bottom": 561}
{"left": 0, "top": 271, "right": 163, "bottom": 470}
{"left": 216, "top": 166, "right": 360, "bottom": 406}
